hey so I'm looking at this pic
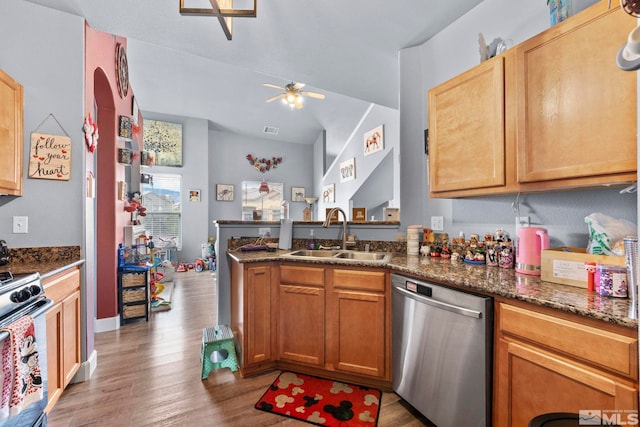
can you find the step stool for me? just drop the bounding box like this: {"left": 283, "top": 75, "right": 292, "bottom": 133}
{"left": 201, "top": 324, "right": 238, "bottom": 379}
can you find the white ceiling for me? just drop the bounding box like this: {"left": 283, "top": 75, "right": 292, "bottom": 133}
{"left": 25, "top": 0, "right": 482, "bottom": 155}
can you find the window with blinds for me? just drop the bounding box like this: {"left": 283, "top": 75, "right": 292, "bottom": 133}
{"left": 141, "top": 173, "right": 182, "bottom": 250}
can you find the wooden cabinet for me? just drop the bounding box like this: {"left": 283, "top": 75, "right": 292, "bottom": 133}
{"left": 494, "top": 302, "right": 638, "bottom": 427}
{"left": 229, "top": 260, "right": 277, "bottom": 376}
{"left": 515, "top": 3, "right": 636, "bottom": 187}
{"left": 0, "top": 68, "right": 24, "bottom": 196}
{"left": 229, "top": 259, "right": 391, "bottom": 388}
{"left": 278, "top": 265, "right": 325, "bottom": 367}
{"left": 44, "top": 267, "right": 81, "bottom": 413}
{"left": 428, "top": 1, "right": 636, "bottom": 198}
{"left": 428, "top": 55, "right": 510, "bottom": 194}
{"left": 327, "top": 268, "right": 389, "bottom": 379}
{"left": 118, "top": 268, "right": 149, "bottom": 323}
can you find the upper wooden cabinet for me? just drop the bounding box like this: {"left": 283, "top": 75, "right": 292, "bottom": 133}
{"left": 0, "top": 69, "right": 24, "bottom": 196}
{"left": 428, "top": 1, "right": 636, "bottom": 198}
{"left": 428, "top": 55, "right": 509, "bottom": 194}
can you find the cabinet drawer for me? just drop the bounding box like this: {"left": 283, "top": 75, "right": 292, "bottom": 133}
{"left": 332, "top": 269, "right": 385, "bottom": 292}
{"left": 498, "top": 303, "right": 638, "bottom": 379}
{"left": 122, "top": 288, "right": 146, "bottom": 303}
{"left": 43, "top": 268, "right": 80, "bottom": 304}
{"left": 280, "top": 265, "right": 324, "bottom": 286}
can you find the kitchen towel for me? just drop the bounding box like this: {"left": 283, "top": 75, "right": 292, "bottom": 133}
{"left": 0, "top": 316, "right": 43, "bottom": 418}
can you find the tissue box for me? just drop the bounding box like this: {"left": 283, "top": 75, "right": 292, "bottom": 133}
{"left": 541, "top": 247, "right": 626, "bottom": 288}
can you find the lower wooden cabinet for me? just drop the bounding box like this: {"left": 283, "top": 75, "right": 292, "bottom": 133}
{"left": 229, "top": 259, "right": 391, "bottom": 388}
{"left": 230, "top": 260, "right": 278, "bottom": 376}
{"left": 494, "top": 302, "right": 638, "bottom": 426}
{"left": 43, "top": 267, "right": 81, "bottom": 413}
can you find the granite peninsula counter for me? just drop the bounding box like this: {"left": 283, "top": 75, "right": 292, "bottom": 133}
{"left": 228, "top": 248, "right": 638, "bottom": 329}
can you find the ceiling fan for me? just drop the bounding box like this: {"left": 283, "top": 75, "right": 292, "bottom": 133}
{"left": 263, "top": 82, "right": 325, "bottom": 109}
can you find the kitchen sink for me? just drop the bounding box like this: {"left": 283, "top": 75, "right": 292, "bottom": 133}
{"left": 281, "top": 249, "right": 391, "bottom": 263}
{"left": 284, "top": 249, "right": 341, "bottom": 258}
{"left": 334, "top": 251, "right": 387, "bottom": 261}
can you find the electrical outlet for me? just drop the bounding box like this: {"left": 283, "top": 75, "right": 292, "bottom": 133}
{"left": 13, "top": 216, "right": 28, "bottom": 234}
{"left": 259, "top": 227, "right": 271, "bottom": 237}
{"left": 430, "top": 216, "right": 444, "bottom": 231}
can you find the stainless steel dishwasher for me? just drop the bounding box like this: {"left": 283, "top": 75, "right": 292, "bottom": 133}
{"left": 392, "top": 273, "right": 493, "bottom": 427}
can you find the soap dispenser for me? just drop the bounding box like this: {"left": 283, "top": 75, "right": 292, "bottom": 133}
{"left": 308, "top": 229, "right": 316, "bottom": 250}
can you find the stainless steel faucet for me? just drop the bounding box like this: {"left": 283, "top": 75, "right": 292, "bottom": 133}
{"left": 323, "top": 207, "right": 348, "bottom": 250}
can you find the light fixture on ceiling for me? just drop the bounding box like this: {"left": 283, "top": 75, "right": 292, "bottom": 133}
{"left": 179, "top": 0, "right": 257, "bottom": 41}
{"left": 264, "top": 82, "right": 325, "bottom": 110}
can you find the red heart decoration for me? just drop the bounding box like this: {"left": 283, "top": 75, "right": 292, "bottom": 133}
{"left": 61, "top": 149, "right": 67, "bottom": 154}
{"left": 56, "top": 174, "right": 62, "bottom": 178}
{"left": 40, "top": 136, "right": 45, "bottom": 140}
{"left": 39, "top": 157, "right": 45, "bottom": 161}
{"left": 32, "top": 155, "right": 38, "bottom": 158}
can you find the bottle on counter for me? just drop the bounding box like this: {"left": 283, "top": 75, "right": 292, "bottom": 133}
{"left": 308, "top": 229, "right": 316, "bottom": 250}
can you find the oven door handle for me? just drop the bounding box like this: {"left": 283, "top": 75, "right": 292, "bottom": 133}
{"left": 0, "top": 298, "right": 53, "bottom": 341}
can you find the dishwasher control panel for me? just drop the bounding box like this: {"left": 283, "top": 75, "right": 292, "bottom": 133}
{"left": 404, "top": 279, "right": 432, "bottom": 297}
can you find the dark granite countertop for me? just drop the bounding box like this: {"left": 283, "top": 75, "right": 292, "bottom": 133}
{"left": 0, "top": 246, "right": 84, "bottom": 280}
{"left": 228, "top": 248, "right": 638, "bottom": 329}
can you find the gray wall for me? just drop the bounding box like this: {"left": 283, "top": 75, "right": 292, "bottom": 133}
{"left": 399, "top": 0, "right": 637, "bottom": 246}
{"left": 208, "top": 131, "right": 315, "bottom": 236}
{"left": 0, "top": 1, "right": 85, "bottom": 247}
{"left": 140, "top": 112, "right": 210, "bottom": 262}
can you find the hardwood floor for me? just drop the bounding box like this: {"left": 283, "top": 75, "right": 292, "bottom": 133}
{"left": 47, "top": 270, "right": 429, "bottom": 426}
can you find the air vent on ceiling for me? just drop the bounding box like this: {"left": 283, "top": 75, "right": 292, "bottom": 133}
{"left": 263, "top": 126, "right": 280, "bottom": 135}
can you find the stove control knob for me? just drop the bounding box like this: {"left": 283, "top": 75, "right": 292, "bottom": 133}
{"left": 10, "top": 291, "right": 20, "bottom": 303}
{"left": 18, "top": 289, "right": 31, "bottom": 302}
{"left": 29, "top": 285, "right": 41, "bottom": 296}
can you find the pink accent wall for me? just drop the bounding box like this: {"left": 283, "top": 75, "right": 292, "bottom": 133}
{"left": 85, "top": 22, "right": 141, "bottom": 320}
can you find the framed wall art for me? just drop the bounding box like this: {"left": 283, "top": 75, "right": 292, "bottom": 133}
{"left": 189, "top": 189, "right": 201, "bottom": 202}
{"left": 322, "top": 184, "right": 335, "bottom": 203}
{"left": 340, "top": 158, "right": 355, "bottom": 182}
{"left": 364, "top": 124, "right": 384, "bottom": 156}
{"left": 291, "top": 186, "right": 306, "bottom": 202}
{"left": 216, "top": 184, "right": 234, "bottom": 201}
{"left": 143, "top": 119, "right": 183, "bottom": 167}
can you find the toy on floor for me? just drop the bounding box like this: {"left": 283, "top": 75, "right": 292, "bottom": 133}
{"left": 157, "top": 259, "right": 175, "bottom": 283}
{"left": 176, "top": 262, "right": 187, "bottom": 272}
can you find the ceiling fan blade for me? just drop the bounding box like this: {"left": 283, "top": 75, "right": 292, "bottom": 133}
{"left": 292, "top": 82, "right": 305, "bottom": 90}
{"left": 265, "top": 94, "right": 285, "bottom": 103}
{"left": 302, "top": 91, "right": 326, "bottom": 100}
{"left": 263, "top": 83, "right": 285, "bottom": 90}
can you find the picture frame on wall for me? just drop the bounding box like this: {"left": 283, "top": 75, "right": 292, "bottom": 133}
{"left": 340, "top": 158, "right": 355, "bottom": 182}
{"left": 143, "top": 119, "right": 183, "bottom": 167}
{"left": 364, "top": 124, "right": 384, "bottom": 156}
{"left": 216, "top": 184, "right": 234, "bottom": 201}
{"left": 322, "top": 184, "right": 335, "bottom": 203}
{"left": 189, "top": 189, "right": 201, "bottom": 202}
{"left": 291, "top": 186, "right": 306, "bottom": 202}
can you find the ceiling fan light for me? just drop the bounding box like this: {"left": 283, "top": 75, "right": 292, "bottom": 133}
{"left": 286, "top": 93, "right": 297, "bottom": 103}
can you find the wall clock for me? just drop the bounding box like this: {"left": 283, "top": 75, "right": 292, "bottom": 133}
{"left": 115, "top": 43, "right": 129, "bottom": 98}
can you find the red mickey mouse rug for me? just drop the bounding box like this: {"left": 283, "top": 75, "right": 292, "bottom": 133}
{"left": 255, "top": 371, "right": 382, "bottom": 426}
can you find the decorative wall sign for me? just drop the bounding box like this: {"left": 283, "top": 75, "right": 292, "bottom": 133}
{"left": 143, "top": 119, "right": 183, "bottom": 167}
{"left": 118, "top": 148, "right": 132, "bottom": 164}
{"left": 246, "top": 154, "right": 283, "bottom": 173}
{"left": 119, "top": 116, "right": 133, "bottom": 139}
{"left": 291, "top": 186, "right": 306, "bottom": 202}
{"left": 322, "top": 183, "right": 335, "bottom": 203}
{"left": 340, "top": 158, "right": 355, "bottom": 182}
{"left": 216, "top": 184, "right": 234, "bottom": 201}
{"left": 364, "top": 124, "right": 384, "bottom": 156}
{"left": 352, "top": 207, "right": 367, "bottom": 222}
{"left": 28, "top": 133, "right": 72, "bottom": 181}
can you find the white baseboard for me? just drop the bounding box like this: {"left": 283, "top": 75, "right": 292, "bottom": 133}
{"left": 94, "top": 315, "right": 120, "bottom": 333}
{"left": 71, "top": 349, "right": 98, "bottom": 383}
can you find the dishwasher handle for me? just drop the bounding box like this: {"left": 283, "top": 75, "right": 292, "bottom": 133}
{"left": 393, "top": 285, "right": 483, "bottom": 319}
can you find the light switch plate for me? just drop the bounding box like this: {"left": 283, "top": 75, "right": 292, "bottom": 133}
{"left": 13, "top": 216, "right": 28, "bottom": 234}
